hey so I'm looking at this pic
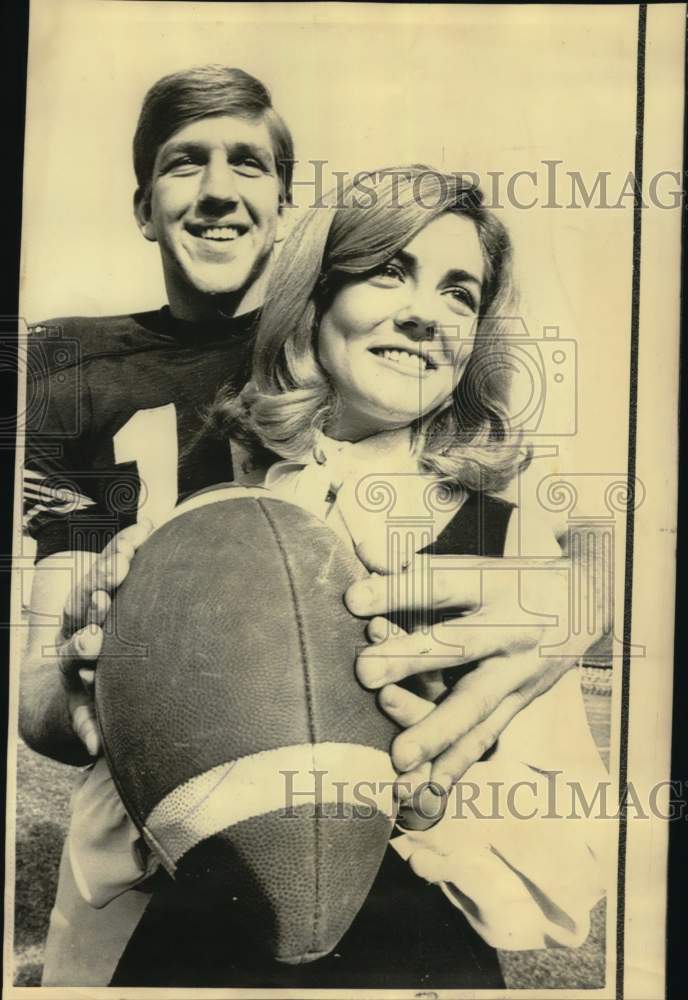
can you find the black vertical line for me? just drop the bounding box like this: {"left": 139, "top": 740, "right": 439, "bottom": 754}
{"left": 616, "top": 5, "right": 647, "bottom": 998}
{"left": 1, "top": 0, "right": 29, "bottom": 949}
{"left": 667, "top": 11, "right": 688, "bottom": 998}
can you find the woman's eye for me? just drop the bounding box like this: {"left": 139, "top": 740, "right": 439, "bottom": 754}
{"left": 446, "top": 286, "right": 477, "bottom": 312}
{"left": 370, "top": 262, "right": 406, "bottom": 286}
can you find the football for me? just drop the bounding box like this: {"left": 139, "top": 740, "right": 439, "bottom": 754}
{"left": 95, "top": 487, "right": 399, "bottom": 964}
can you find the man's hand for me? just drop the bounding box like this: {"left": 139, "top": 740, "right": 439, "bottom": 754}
{"left": 56, "top": 520, "right": 152, "bottom": 754}
{"left": 345, "top": 556, "right": 578, "bottom": 809}
{"left": 20, "top": 520, "right": 151, "bottom": 763}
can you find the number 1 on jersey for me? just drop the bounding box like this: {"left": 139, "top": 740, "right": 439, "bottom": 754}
{"left": 113, "top": 404, "right": 179, "bottom": 527}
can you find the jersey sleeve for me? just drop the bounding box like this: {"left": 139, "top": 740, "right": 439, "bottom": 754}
{"left": 23, "top": 323, "right": 108, "bottom": 562}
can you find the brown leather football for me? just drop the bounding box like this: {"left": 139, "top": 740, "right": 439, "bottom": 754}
{"left": 95, "top": 486, "right": 399, "bottom": 964}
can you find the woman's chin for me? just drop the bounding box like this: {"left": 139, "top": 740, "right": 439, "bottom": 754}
{"left": 327, "top": 411, "right": 423, "bottom": 443}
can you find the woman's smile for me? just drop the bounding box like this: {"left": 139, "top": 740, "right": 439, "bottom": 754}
{"left": 368, "top": 345, "right": 439, "bottom": 374}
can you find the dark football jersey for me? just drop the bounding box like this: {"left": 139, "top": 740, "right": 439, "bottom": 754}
{"left": 23, "top": 307, "right": 256, "bottom": 562}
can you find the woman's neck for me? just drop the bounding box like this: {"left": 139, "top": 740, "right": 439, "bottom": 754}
{"left": 316, "top": 424, "right": 419, "bottom": 471}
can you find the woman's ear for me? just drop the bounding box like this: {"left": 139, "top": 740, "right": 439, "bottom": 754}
{"left": 133, "top": 190, "right": 157, "bottom": 242}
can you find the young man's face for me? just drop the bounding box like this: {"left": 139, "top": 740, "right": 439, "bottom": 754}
{"left": 138, "top": 114, "right": 284, "bottom": 319}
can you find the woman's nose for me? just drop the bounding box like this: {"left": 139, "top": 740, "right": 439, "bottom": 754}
{"left": 393, "top": 298, "right": 439, "bottom": 340}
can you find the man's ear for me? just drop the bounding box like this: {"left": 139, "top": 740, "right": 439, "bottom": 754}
{"left": 133, "top": 189, "right": 157, "bottom": 242}
{"left": 273, "top": 200, "right": 292, "bottom": 244}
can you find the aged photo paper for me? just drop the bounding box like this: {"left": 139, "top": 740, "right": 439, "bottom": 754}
{"left": 4, "top": 2, "right": 684, "bottom": 998}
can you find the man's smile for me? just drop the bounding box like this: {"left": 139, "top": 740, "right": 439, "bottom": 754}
{"left": 185, "top": 221, "right": 249, "bottom": 242}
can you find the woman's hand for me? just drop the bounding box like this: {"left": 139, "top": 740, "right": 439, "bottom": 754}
{"left": 345, "top": 555, "right": 581, "bottom": 800}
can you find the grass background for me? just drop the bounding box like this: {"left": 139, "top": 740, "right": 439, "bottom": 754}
{"left": 12, "top": 677, "right": 610, "bottom": 988}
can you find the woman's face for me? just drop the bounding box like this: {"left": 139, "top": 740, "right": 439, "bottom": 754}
{"left": 318, "top": 212, "right": 485, "bottom": 441}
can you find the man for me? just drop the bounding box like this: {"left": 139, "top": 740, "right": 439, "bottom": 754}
{"left": 21, "top": 65, "right": 292, "bottom": 762}
{"left": 20, "top": 64, "right": 295, "bottom": 985}
{"left": 19, "top": 65, "right": 602, "bottom": 986}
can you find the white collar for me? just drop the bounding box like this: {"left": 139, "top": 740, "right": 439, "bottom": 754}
{"left": 264, "top": 427, "right": 420, "bottom": 492}
{"left": 258, "top": 428, "right": 466, "bottom": 572}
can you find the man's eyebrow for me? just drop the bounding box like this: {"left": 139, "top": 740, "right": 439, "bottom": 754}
{"left": 228, "top": 141, "right": 275, "bottom": 165}
{"left": 158, "top": 140, "right": 275, "bottom": 165}
{"left": 158, "top": 141, "right": 207, "bottom": 163}
{"left": 394, "top": 250, "right": 482, "bottom": 288}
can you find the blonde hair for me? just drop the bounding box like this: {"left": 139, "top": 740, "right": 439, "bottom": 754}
{"left": 212, "top": 166, "right": 530, "bottom": 492}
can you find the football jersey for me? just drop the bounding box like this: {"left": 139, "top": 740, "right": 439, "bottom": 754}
{"left": 23, "top": 307, "right": 256, "bottom": 563}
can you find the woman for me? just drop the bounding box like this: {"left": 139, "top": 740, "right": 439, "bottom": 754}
{"left": 69, "top": 167, "right": 607, "bottom": 988}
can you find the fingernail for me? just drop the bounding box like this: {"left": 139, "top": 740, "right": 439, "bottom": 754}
{"left": 76, "top": 625, "right": 99, "bottom": 654}
{"left": 394, "top": 779, "right": 413, "bottom": 802}
{"left": 90, "top": 591, "right": 108, "bottom": 618}
{"left": 379, "top": 686, "right": 397, "bottom": 710}
{"left": 346, "top": 580, "right": 374, "bottom": 615}
{"left": 356, "top": 654, "right": 386, "bottom": 688}
{"left": 368, "top": 617, "right": 388, "bottom": 643}
{"left": 86, "top": 731, "right": 99, "bottom": 757}
{"left": 397, "top": 788, "right": 445, "bottom": 831}
{"left": 432, "top": 773, "right": 452, "bottom": 794}
{"left": 394, "top": 742, "right": 422, "bottom": 771}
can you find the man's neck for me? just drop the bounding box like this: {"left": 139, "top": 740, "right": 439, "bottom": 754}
{"left": 165, "top": 267, "right": 269, "bottom": 324}
{"left": 167, "top": 291, "right": 260, "bottom": 324}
